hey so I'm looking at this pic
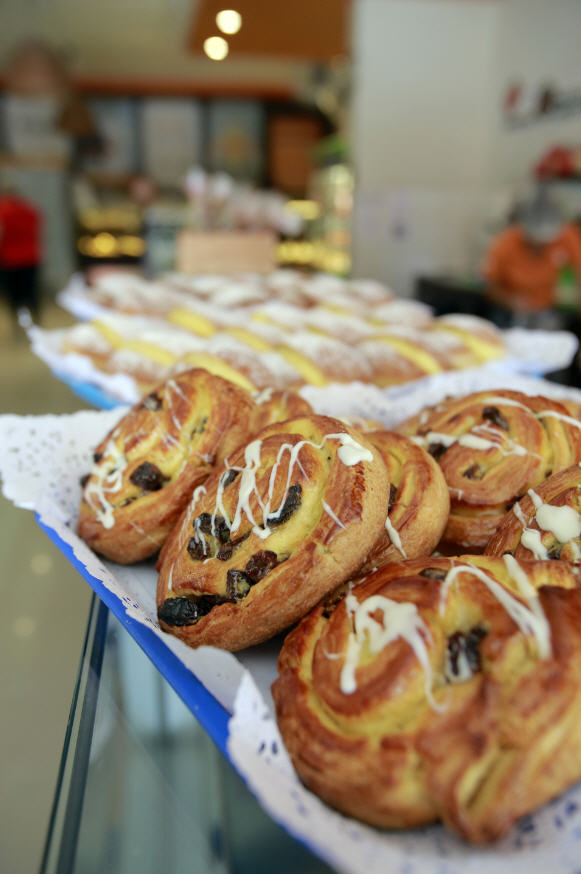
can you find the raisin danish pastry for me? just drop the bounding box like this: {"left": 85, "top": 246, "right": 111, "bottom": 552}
{"left": 397, "top": 390, "right": 581, "bottom": 550}
{"left": 485, "top": 464, "right": 581, "bottom": 562}
{"left": 273, "top": 555, "right": 581, "bottom": 843}
{"left": 252, "top": 387, "right": 312, "bottom": 432}
{"left": 78, "top": 368, "right": 258, "bottom": 563}
{"left": 360, "top": 430, "right": 450, "bottom": 572}
{"left": 156, "top": 415, "right": 389, "bottom": 651}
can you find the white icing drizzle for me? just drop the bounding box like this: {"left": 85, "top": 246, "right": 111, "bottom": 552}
{"left": 513, "top": 502, "right": 529, "bottom": 527}
{"left": 339, "top": 595, "right": 441, "bottom": 710}
{"left": 167, "top": 564, "right": 174, "bottom": 592}
{"left": 335, "top": 434, "right": 374, "bottom": 466}
{"left": 164, "top": 378, "right": 188, "bottom": 434}
{"left": 440, "top": 562, "right": 551, "bottom": 658}
{"left": 520, "top": 528, "right": 549, "bottom": 559}
{"left": 528, "top": 488, "right": 581, "bottom": 542}
{"left": 536, "top": 410, "right": 581, "bottom": 431}
{"left": 253, "top": 387, "right": 274, "bottom": 404}
{"left": 84, "top": 435, "right": 128, "bottom": 529}
{"left": 513, "top": 488, "right": 581, "bottom": 559}
{"left": 322, "top": 501, "right": 346, "bottom": 529}
{"left": 412, "top": 430, "right": 528, "bottom": 457}
{"left": 444, "top": 646, "right": 474, "bottom": 684}
{"left": 503, "top": 555, "right": 552, "bottom": 659}
{"left": 209, "top": 431, "right": 373, "bottom": 542}
{"left": 384, "top": 517, "right": 406, "bottom": 557}
{"left": 481, "top": 395, "right": 581, "bottom": 433}
{"left": 173, "top": 484, "right": 207, "bottom": 571}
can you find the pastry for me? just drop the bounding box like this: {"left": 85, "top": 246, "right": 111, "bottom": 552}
{"left": 429, "top": 314, "right": 506, "bottom": 362}
{"left": 485, "top": 463, "right": 581, "bottom": 561}
{"left": 275, "top": 333, "right": 373, "bottom": 386}
{"left": 252, "top": 387, "right": 312, "bottom": 431}
{"left": 397, "top": 390, "right": 581, "bottom": 550}
{"left": 273, "top": 555, "right": 581, "bottom": 843}
{"left": 156, "top": 415, "right": 389, "bottom": 650}
{"left": 359, "top": 326, "right": 451, "bottom": 377}
{"left": 78, "top": 368, "right": 258, "bottom": 563}
{"left": 360, "top": 430, "right": 450, "bottom": 571}
{"left": 356, "top": 337, "right": 433, "bottom": 387}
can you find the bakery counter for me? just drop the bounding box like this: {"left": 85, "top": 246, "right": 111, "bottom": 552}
{"left": 40, "top": 594, "right": 333, "bottom": 874}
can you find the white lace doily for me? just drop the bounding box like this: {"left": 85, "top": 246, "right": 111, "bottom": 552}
{"left": 3, "top": 378, "right": 581, "bottom": 873}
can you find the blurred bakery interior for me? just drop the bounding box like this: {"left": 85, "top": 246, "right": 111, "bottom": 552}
{"left": 2, "top": 0, "right": 581, "bottom": 871}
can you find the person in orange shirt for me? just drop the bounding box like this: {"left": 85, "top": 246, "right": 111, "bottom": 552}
{"left": 483, "top": 190, "right": 581, "bottom": 317}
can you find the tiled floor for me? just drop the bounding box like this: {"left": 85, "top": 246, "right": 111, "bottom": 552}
{"left": 0, "top": 299, "right": 92, "bottom": 873}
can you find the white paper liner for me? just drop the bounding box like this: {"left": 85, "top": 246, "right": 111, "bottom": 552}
{"left": 3, "top": 376, "right": 581, "bottom": 872}
{"left": 29, "top": 327, "right": 142, "bottom": 404}
{"left": 29, "top": 322, "right": 579, "bottom": 410}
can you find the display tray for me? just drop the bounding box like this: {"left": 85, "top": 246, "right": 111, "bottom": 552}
{"left": 4, "top": 372, "right": 581, "bottom": 874}
{"left": 28, "top": 315, "right": 580, "bottom": 409}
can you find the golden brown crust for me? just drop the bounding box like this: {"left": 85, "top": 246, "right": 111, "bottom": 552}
{"left": 252, "top": 388, "right": 312, "bottom": 431}
{"left": 273, "top": 555, "right": 581, "bottom": 843}
{"left": 396, "top": 390, "right": 581, "bottom": 550}
{"left": 485, "top": 464, "right": 581, "bottom": 562}
{"left": 156, "top": 415, "right": 390, "bottom": 651}
{"left": 360, "top": 430, "right": 450, "bottom": 571}
{"left": 77, "top": 368, "right": 258, "bottom": 563}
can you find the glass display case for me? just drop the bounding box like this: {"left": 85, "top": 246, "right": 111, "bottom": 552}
{"left": 41, "top": 595, "right": 334, "bottom": 874}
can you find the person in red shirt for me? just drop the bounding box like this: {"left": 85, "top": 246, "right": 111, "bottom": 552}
{"left": 483, "top": 188, "right": 581, "bottom": 319}
{"left": 0, "top": 187, "right": 43, "bottom": 327}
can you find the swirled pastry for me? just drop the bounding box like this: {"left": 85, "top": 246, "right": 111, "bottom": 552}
{"left": 485, "top": 464, "right": 581, "bottom": 562}
{"left": 78, "top": 368, "right": 258, "bottom": 563}
{"left": 252, "top": 388, "right": 312, "bottom": 431}
{"left": 156, "top": 415, "right": 389, "bottom": 651}
{"left": 397, "top": 390, "right": 581, "bottom": 550}
{"left": 360, "top": 430, "right": 450, "bottom": 572}
{"left": 273, "top": 555, "right": 581, "bottom": 843}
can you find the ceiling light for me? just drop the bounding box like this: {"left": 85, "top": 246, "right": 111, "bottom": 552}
{"left": 216, "top": 9, "right": 242, "bottom": 35}
{"left": 204, "top": 36, "right": 229, "bottom": 61}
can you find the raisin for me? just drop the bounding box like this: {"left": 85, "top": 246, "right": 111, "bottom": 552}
{"left": 93, "top": 451, "right": 103, "bottom": 463}
{"left": 158, "top": 594, "right": 224, "bottom": 626}
{"left": 187, "top": 536, "right": 212, "bottom": 561}
{"left": 194, "top": 513, "right": 230, "bottom": 543}
{"left": 141, "top": 392, "right": 163, "bottom": 412}
{"left": 388, "top": 483, "right": 398, "bottom": 513}
{"left": 267, "top": 484, "right": 302, "bottom": 526}
{"left": 226, "top": 569, "right": 254, "bottom": 600}
{"left": 428, "top": 443, "right": 448, "bottom": 462}
{"left": 129, "top": 461, "right": 167, "bottom": 491}
{"left": 482, "top": 406, "right": 509, "bottom": 431}
{"left": 447, "top": 627, "right": 487, "bottom": 677}
{"left": 158, "top": 597, "right": 201, "bottom": 626}
{"left": 245, "top": 550, "right": 278, "bottom": 582}
{"left": 462, "top": 464, "right": 480, "bottom": 480}
{"left": 548, "top": 545, "right": 563, "bottom": 560}
{"left": 80, "top": 473, "right": 90, "bottom": 488}
{"left": 222, "top": 469, "right": 239, "bottom": 488}
{"left": 419, "top": 567, "right": 447, "bottom": 581}
{"left": 216, "top": 531, "right": 250, "bottom": 561}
